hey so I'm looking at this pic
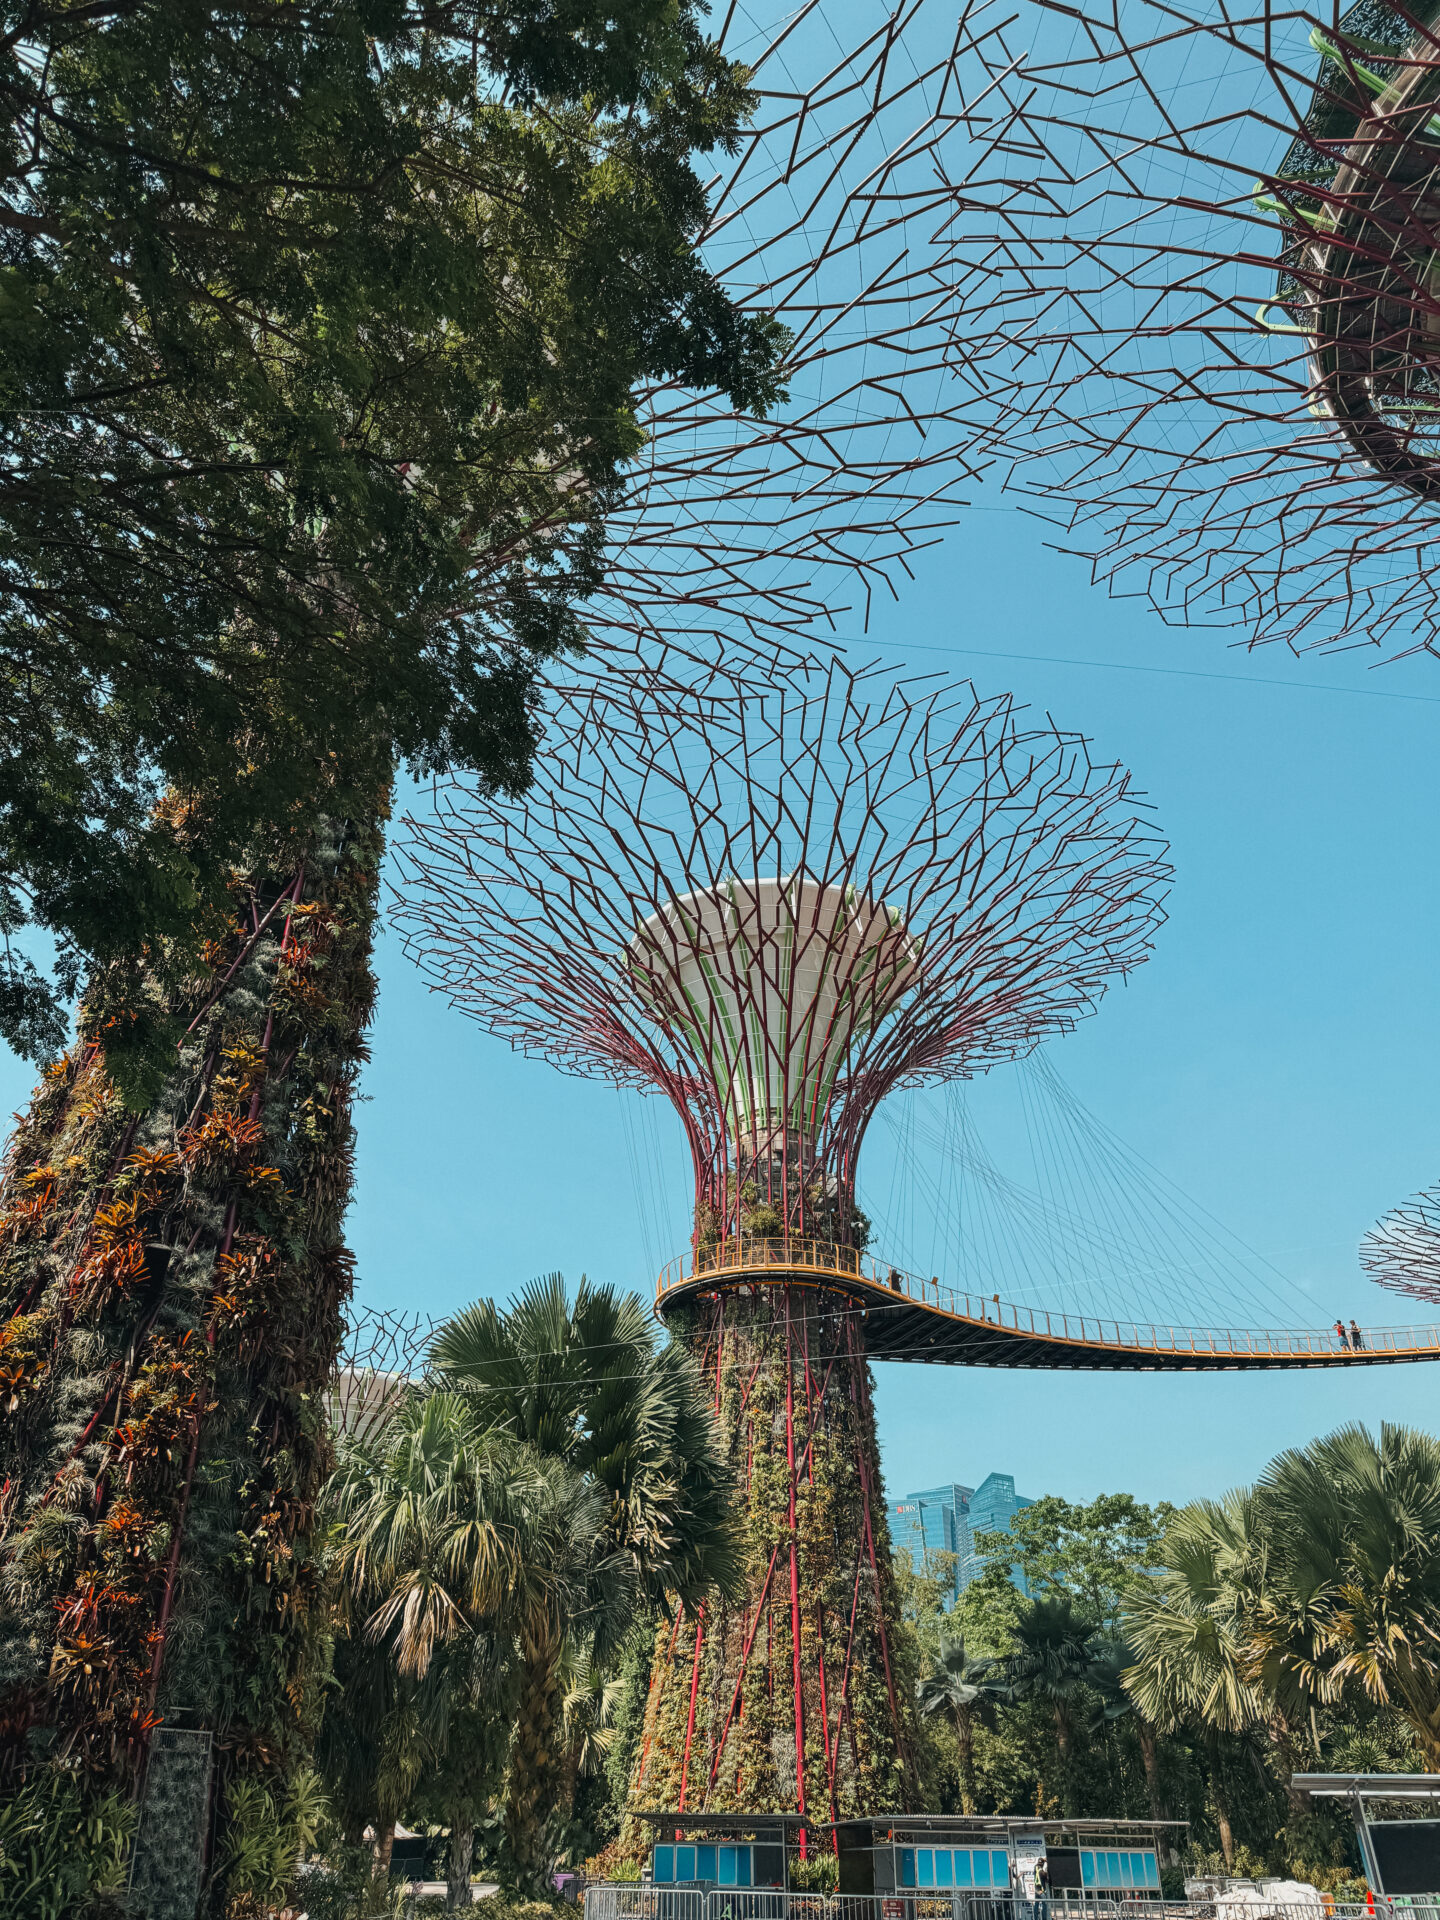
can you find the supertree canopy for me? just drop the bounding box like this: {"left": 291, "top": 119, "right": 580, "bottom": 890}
{"left": 1362, "top": 1178, "right": 1440, "bottom": 1301}
{"left": 396, "top": 660, "right": 1169, "bottom": 1823}
{"left": 399, "top": 664, "right": 1170, "bottom": 1252}
{"left": 560, "top": 0, "right": 1031, "bottom": 667}
{"left": 947, "top": 0, "right": 1440, "bottom": 651}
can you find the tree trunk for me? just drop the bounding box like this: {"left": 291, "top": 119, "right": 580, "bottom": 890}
{"left": 1391, "top": 1658, "right": 1440, "bottom": 1772}
{"left": 1214, "top": 1799, "right": 1235, "bottom": 1872}
{"left": 1135, "top": 1720, "right": 1171, "bottom": 1861}
{"left": 1054, "top": 1702, "right": 1071, "bottom": 1759}
{"left": 623, "top": 1286, "right": 916, "bottom": 1824}
{"left": 1270, "top": 1719, "right": 1311, "bottom": 1816}
{"left": 507, "top": 1624, "right": 567, "bottom": 1895}
{"left": 447, "top": 1820, "right": 476, "bottom": 1909}
{"left": 954, "top": 1704, "right": 977, "bottom": 1815}
{"left": 373, "top": 1819, "right": 397, "bottom": 1882}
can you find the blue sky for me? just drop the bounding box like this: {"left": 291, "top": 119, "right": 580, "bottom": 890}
{"left": 10, "top": 492, "right": 1436, "bottom": 1517}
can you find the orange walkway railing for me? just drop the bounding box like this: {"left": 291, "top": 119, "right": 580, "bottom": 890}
{"left": 655, "top": 1237, "right": 1440, "bottom": 1364}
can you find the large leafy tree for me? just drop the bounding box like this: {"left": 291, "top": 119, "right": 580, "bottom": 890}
{"left": 975, "top": 1493, "right": 1173, "bottom": 1632}
{"left": 1120, "top": 1493, "right": 1269, "bottom": 1740}
{"left": 0, "top": 0, "right": 785, "bottom": 1072}
{"left": 1119, "top": 1426, "right": 1440, "bottom": 1874}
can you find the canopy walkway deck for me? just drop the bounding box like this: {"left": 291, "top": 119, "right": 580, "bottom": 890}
{"left": 653, "top": 1239, "right": 1440, "bottom": 1371}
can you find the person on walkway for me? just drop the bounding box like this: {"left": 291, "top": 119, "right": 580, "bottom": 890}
{"left": 1349, "top": 1319, "right": 1365, "bottom": 1351}
{"left": 1334, "top": 1319, "right": 1350, "bottom": 1350}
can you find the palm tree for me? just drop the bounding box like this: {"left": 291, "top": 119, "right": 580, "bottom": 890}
{"left": 563, "top": 1652, "right": 625, "bottom": 1790}
{"left": 1086, "top": 1636, "right": 1173, "bottom": 1860}
{"left": 313, "top": 1616, "right": 432, "bottom": 1880}
{"left": 1119, "top": 1493, "right": 1271, "bottom": 1869}
{"left": 1120, "top": 1493, "right": 1268, "bottom": 1738}
{"left": 429, "top": 1274, "right": 740, "bottom": 1881}
{"left": 1002, "top": 1593, "right": 1096, "bottom": 1762}
{"left": 916, "top": 1636, "right": 1001, "bottom": 1813}
{"left": 557, "top": 1651, "right": 626, "bottom": 1860}
{"left": 327, "top": 1385, "right": 630, "bottom": 1899}
{"left": 1257, "top": 1422, "right": 1440, "bottom": 1770}
{"left": 430, "top": 1272, "right": 739, "bottom": 1606}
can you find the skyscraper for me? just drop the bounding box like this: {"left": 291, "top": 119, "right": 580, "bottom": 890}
{"left": 892, "top": 1472, "right": 1036, "bottom": 1604}
{"left": 891, "top": 1484, "right": 974, "bottom": 1604}
{"left": 960, "top": 1473, "right": 1036, "bottom": 1596}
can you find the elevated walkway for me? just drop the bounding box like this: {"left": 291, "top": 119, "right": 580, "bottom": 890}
{"left": 654, "top": 1239, "right": 1440, "bottom": 1371}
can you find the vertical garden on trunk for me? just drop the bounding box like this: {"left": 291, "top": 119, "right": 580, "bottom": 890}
{"left": 0, "top": 794, "right": 382, "bottom": 1792}
{"left": 630, "top": 1286, "right": 916, "bottom": 1825}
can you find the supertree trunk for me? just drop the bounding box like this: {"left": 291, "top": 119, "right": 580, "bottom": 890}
{"left": 0, "top": 795, "right": 383, "bottom": 1819}
{"left": 628, "top": 1284, "right": 915, "bottom": 1825}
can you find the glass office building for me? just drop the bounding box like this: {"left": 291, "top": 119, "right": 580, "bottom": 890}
{"left": 892, "top": 1471, "right": 1035, "bottom": 1603}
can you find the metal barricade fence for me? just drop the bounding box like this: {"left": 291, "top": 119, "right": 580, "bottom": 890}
{"left": 585, "top": 1887, "right": 709, "bottom": 1920}
{"left": 585, "top": 1892, "right": 1440, "bottom": 1920}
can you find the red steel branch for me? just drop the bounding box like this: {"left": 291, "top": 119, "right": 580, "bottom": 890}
{"left": 1363, "top": 1179, "right": 1440, "bottom": 1303}
{"left": 472, "top": 0, "right": 1044, "bottom": 689}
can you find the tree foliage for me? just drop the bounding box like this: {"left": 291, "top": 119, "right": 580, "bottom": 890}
{"left": 1126, "top": 1423, "right": 1440, "bottom": 1770}
{"left": 917, "top": 1634, "right": 1004, "bottom": 1815}
{"left": 889, "top": 1463, "right": 1418, "bottom": 1892}
{"left": 0, "top": 0, "right": 787, "bottom": 1061}
{"left": 974, "top": 1493, "right": 1173, "bottom": 1629}
{"left": 322, "top": 1275, "right": 736, "bottom": 1902}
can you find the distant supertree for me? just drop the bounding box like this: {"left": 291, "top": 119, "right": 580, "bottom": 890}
{"left": 329, "top": 1308, "right": 437, "bottom": 1444}
{"left": 395, "top": 659, "right": 1168, "bottom": 1823}
{"left": 1362, "top": 1181, "right": 1440, "bottom": 1302}
{"left": 945, "top": 0, "right": 1440, "bottom": 652}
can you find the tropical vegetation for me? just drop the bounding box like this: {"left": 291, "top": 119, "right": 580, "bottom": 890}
{"left": 900, "top": 1424, "right": 1440, "bottom": 1893}
{"left": 313, "top": 1274, "right": 735, "bottom": 1913}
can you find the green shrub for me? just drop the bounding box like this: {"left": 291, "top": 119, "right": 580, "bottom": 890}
{"left": 789, "top": 1854, "right": 838, "bottom": 1893}
{"left": 0, "top": 1770, "right": 135, "bottom": 1920}
{"left": 217, "top": 1765, "right": 329, "bottom": 1912}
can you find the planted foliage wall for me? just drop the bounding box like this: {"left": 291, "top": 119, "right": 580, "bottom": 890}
{"left": 0, "top": 799, "right": 382, "bottom": 1876}
{"left": 630, "top": 1286, "right": 915, "bottom": 1822}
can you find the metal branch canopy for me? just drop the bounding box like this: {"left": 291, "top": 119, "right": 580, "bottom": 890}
{"left": 946, "top": 0, "right": 1440, "bottom": 653}
{"left": 1363, "top": 1179, "right": 1440, "bottom": 1302}
{"left": 399, "top": 665, "right": 1168, "bottom": 1248}
{"left": 580, "top": 0, "right": 1024, "bottom": 665}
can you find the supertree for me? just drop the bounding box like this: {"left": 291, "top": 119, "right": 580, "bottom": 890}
{"left": 330, "top": 1308, "right": 437, "bottom": 1444}
{"left": 0, "top": 0, "right": 1031, "bottom": 1869}
{"left": 941, "top": 0, "right": 1440, "bottom": 652}
{"left": 1362, "top": 1179, "right": 1440, "bottom": 1301}
{"left": 394, "top": 660, "right": 1170, "bottom": 1824}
